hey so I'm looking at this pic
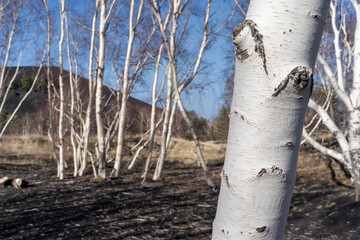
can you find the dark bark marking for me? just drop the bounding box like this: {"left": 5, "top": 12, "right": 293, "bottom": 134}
{"left": 272, "top": 66, "right": 313, "bottom": 97}
{"left": 278, "top": 141, "right": 294, "bottom": 148}
{"left": 229, "top": 111, "right": 245, "bottom": 120}
{"left": 256, "top": 165, "right": 286, "bottom": 181}
{"left": 222, "top": 169, "right": 231, "bottom": 189}
{"left": 229, "top": 111, "right": 256, "bottom": 126}
{"left": 233, "top": 20, "right": 268, "bottom": 75}
{"left": 256, "top": 226, "right": 268, "bottom": 233}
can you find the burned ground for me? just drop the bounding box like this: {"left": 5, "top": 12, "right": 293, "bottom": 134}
{"left": 1, "top": 151, "right": 360, "bottom": 240}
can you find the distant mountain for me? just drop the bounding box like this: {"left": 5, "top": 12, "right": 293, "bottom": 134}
{"left": 1, "top": 66, "right": 155, "bottom": 135}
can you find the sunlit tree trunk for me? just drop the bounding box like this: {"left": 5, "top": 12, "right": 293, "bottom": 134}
{"left": 212, "top": 0, "right": 330, "bottom": 239}
{"left": 349, "top": 0, "right": 360, "bottom": 201}
{"left": 95, "top": 0, "right": 107, "bottom": 178}
{"left": 150, "top": 0, "right": 216, "bottom": 189}
{"left": 148, "top": 67, "right": 172, "bottom": 181}
{"left": 41, "top": 0, "right": 59, "bottom": 174}
{"left": 63, "top": 4, "right": 78, "bottom": 176}
{"left": 110, "top": 0, "right": 144, "bottom": 178}
{"left": 303, "top": 0, "right": 360, "bottom": 201}
{"left": 78, "top": 0, "right": 100, "bottom": 177}
{"left": 58, "top": 0, "right": 66, "bottom": 180}
{"left": 143, "top": 44, "right": 164, "bottom": 179}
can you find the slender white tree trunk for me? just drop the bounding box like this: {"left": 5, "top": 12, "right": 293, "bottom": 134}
{"left": 349, "top": 0, "right": 360, "bottom": 200}
{"left": 41, "top": 0, "right": 59, "bottom": 174}
{"left": 64, "top": 8, "right": 78, "bottom": 176}
{"left": 58, "top": 0, "right": 66, "bottom": 180}
{"left": 148, "top": 67, "right": 172, "bottom": 181}
{"left": 212, "top": 0, "right": 330, "bottom": 239}
{"left": 78, "top": 0, "right": 100, "bottom": 177}
{"left": 150, "top": 0, "right": 215, "bottom": 186}
{"left": 304, "top": 0, "right": 360, "bottom": 201}
{"left": 349, "top": 110, "right": 360, "bottom": 200}
{"left": 111, "top": 0, "right": 144, "bottom": 178}
{"left": 146, "top": 44, "right": 164, "bottom": 180}
{"left": 165, "top": 100, "right": 176, "bottom": 150}
{"left": 95, "top": 0, "right": 107, "bottom": 178}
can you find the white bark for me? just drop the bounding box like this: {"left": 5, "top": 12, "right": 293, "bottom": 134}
{"left": 212, "top": 0, "right": 330, "bottom": 239}
{"left": 58, "top": 0, "right": 66, "bottom": 180}
{"left": 0, "top": 8, "right": 18, "bottom": 101}
{"left": 41, "top": 0, "right": 59, "bottom": 173}
{"left": 64, "top": 4, "right": 78, "bottom": 177}
{"left": 308, "top": 99, "right": 351, "bottom": 164}
{"left": 127, "top": 111, "right": 164, "bottom": 169}
{"left": 111, "top": 0, "right": 144, "bottom": 178}
{"left": 144, "top": 44, "right": 165, "bottom": 178}
{"left": 303, "top": 128, "right": 344, "bottom": 163}
{"left": 304, "top": 0, "right": 360, "bottom": 201}
{"left": 95, "top": 0, "right": 107, "bottom": 178}
{"left": 148, "top": 67, "right": 172, "bottom": 180}
{"left": 78, "top": 0, "right": 100, "bottom": 177}
{"left": 150, "top": 0, "right": 216, "bottom": 188}
{"left": 0, "top": 1, "right": 30, "bottom": 138}
{"left": 0, "top": 64, "right": 44, "bottom": 138}
{"left": 349, "top": 0, "right": 360, "bottom": 200}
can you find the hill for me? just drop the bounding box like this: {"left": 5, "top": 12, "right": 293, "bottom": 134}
{"left": 1, "top": 66, "right": 155, "bottom": 135}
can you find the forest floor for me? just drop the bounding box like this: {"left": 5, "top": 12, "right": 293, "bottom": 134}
{"left": 1, "top": 148, "right": 360, "bottom": 239}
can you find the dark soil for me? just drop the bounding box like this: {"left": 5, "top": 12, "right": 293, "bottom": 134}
{"left": 1, "top": 159, "right": 360, "bottom": 239}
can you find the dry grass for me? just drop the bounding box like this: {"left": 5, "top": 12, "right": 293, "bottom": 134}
{"left": 166, "top": 138, "right": 226, "bottom": 166}
{"left": 0, "top": 134, "right": 350, "bottom": 188}
{"left": 0, "top": 135, "right": 52, "bottom": 159}
{"left": 0, "top": 134, "right": 226, "bottom": 167}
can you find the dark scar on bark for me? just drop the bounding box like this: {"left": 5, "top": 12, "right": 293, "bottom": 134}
{"left": 222, "top": 169, "right": 231, "bottom": 188}
{"left": 256, "top": 166, "right": 287, "bottom": 181}
{"left": 272, "top": 66, "right": 313, "bottom": 97}
{"left": 256, "top": 226, "right": 268, "bottom": 233}
{"left": 233, "top": 20, "right": 268, "bottom": 75}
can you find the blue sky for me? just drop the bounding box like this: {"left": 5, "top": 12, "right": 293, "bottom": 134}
{"left": 19, "top": 0, "right": 245, "bottom": 120}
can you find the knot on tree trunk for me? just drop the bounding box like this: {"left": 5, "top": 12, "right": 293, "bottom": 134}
{"left": 273, "top": 66, "right": 313, "bottom": 97}
{"left": 233, "top": 19, "right": 267, "bottom": 74}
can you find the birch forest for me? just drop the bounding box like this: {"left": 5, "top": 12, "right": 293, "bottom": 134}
{"left": 1, "top": 0, "right": 360, "bottom": 239}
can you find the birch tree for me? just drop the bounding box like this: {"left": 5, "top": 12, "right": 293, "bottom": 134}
{"left": 0, "top": 0, "right": 41, "bottom": 139}
{"left": 212, "top": 0, "right": 330, "bottom": 239}
{"left": 57, "top": 0, "right": 66, "bottom": 179}
{"left": 78, "top": 0, "right": 100, "bottom": 177}
{"left": 94, "top": 0, "right": 117, "bottom": 178}
{"left": 303, "top": 0, "right": 360, "bottom": 201}
{"left": 147, "top": 0, "right": 227, "bottom": 190}
{"left": 110, "top": 0, "right": 145, "bottom": 178}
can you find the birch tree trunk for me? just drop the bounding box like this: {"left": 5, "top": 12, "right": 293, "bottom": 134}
{"left": 212, "top": 0, "right": 330, "bottom": 239}
{"left": 303, "top": 0, "right": 360, "bottom": 201}
{"left": 78, "top": 0, "right": 100, "bottom": 177}
{"left": 58, "top": 0, "right": 66, "bottom": 180}
{"left": 64, "top": 5, "right": 78, "bottom": 176}
{"left": 150, "top": 0, "right": 216, "bottom": 190}
{"left": 110, "top": 0, "right": 144, "bottom": 178}
{"left": 349, "top": 0, "right": 360, "bottom": 200}
{"left": 144, "top": 67, "right": 172, "bottom": 181}
{"left": 95, "top": 0, "right": 107, "bottom": 178}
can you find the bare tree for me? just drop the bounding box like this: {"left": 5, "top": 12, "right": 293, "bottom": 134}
{"left": 110, "top": 0, "right": 145, "bottom": 178}
{"left": 78, "top": 0, "right": 100, "bottom": 177}
{"left": 147, "top": 0, "right": 226, "bottom": 190}
{"left": 303, "top": 0, "right": 360, "bottom": 201}
{"left": 95, "top": 0, "right": 117, "bottom": 178}
{"left": 0, "top": 0, "right": 44, "bottom": 139}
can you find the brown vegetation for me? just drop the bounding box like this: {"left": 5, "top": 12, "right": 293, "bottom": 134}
{"left": 0, "top": 135, "right": 359, "bottom": 239}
